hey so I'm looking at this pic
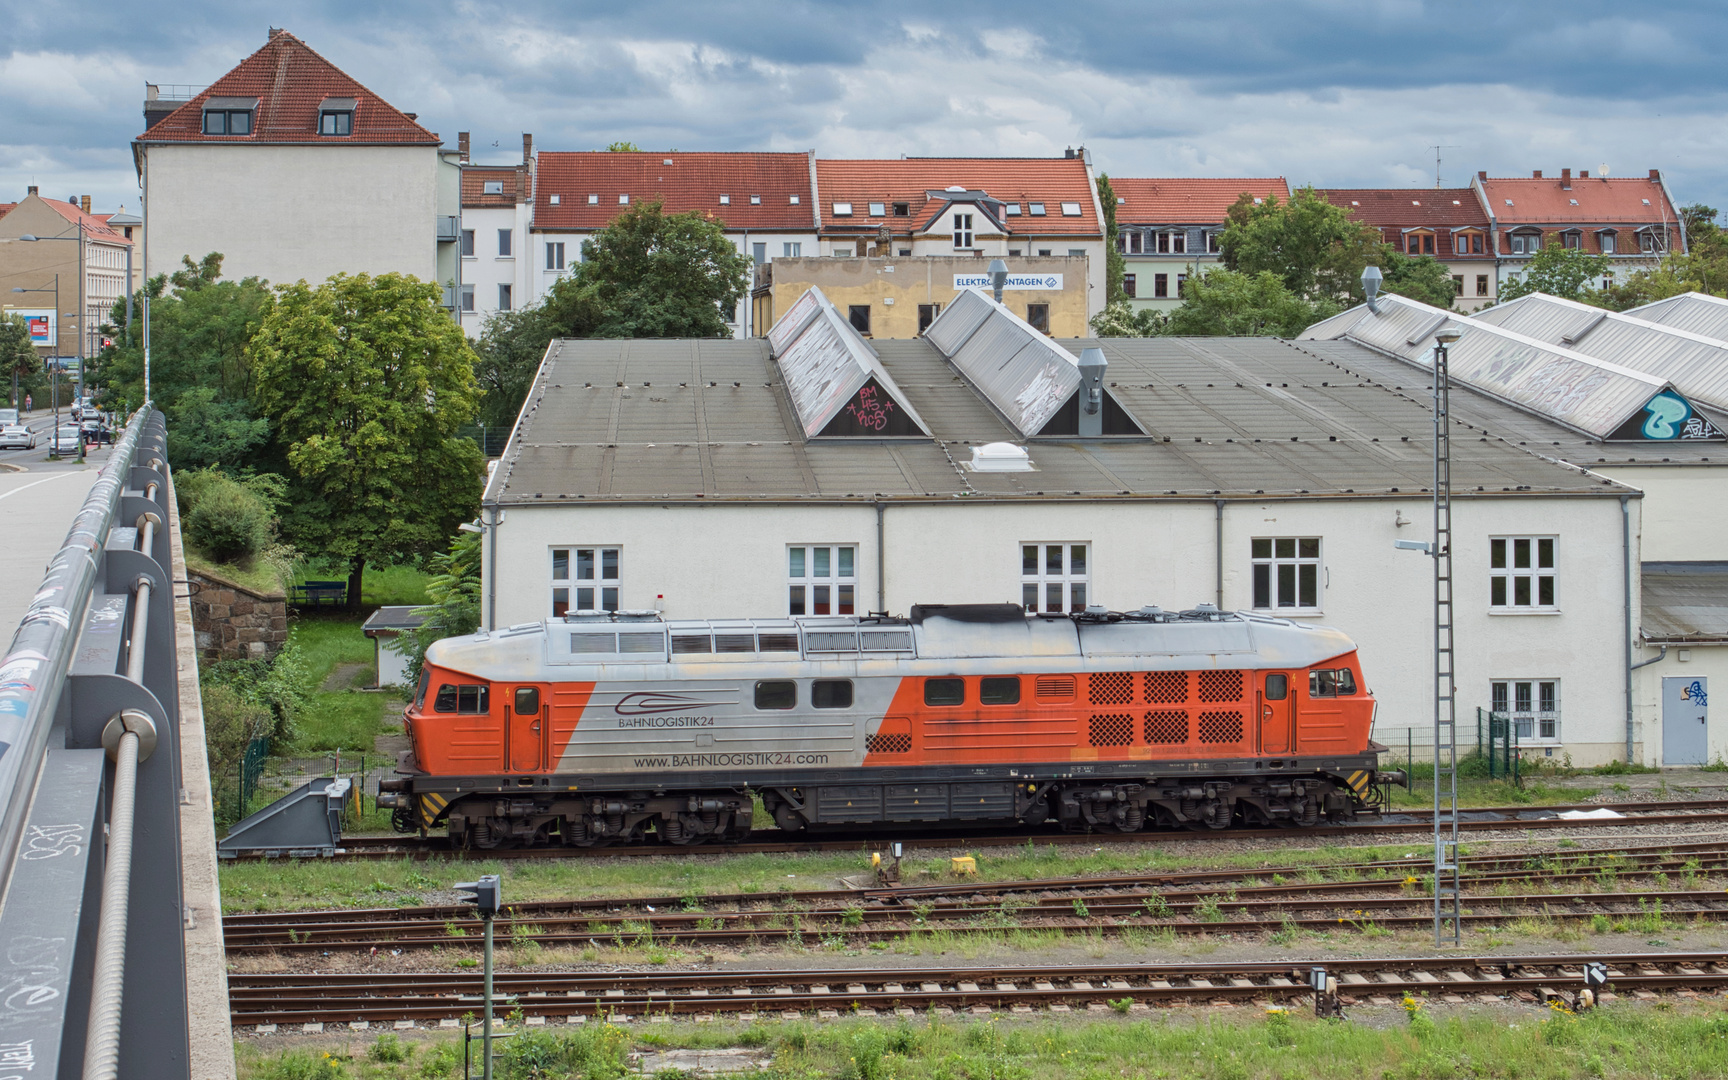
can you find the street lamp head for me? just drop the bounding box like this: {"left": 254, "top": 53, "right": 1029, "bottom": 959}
{"left": 18, "top": 235, "right": 37, "bottom": 242}
{"left": 1434, "top": 326, "right": 1464, "bottom": 345}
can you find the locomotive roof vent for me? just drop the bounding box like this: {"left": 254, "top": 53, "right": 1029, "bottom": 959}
{"left": 909, "top": 602, "right": 1026, "bottom": 624}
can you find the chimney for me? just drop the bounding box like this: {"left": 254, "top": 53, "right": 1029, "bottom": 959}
{"left": 1580, "top": 170, "right": 1589, "bottom": 179}
{"left": 404, "top": 112, "right": 417, "bottom": 121}
{"left": 1532, "top": 170, "right": 1542, "bottom": 179}
{"left": 1561, "top": 168, "right": 1571, "bottom": 189}
{"left": 458, "top": 132, "right": 469, "bottom": 163}
{"left": 26, "top": 185, "right": 37, "bottom": 196}
{"left": 523, "top": 133, "right": 533, "bottom": 165}
{"left": 1064, "top": 146, "right": 1075, "bottom": 159}
{"left": 1477, "top": 170, "right": 1487, "bottom": 182}
{"left": 80, "top": 195, "right": 91, "bottom": 214}
{"left": 1649, "top": 168, "right": 1661, "bottom": 180}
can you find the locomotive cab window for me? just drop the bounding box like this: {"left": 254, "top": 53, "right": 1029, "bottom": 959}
{"left": 434, "top": 684, "right": 490, "bottom": 713}
{"left": 755, "top": 681, "right": 797, "bottom": 709}
{"left": 981, "top": 676, "right": 1021, "bottom": 705}
{"left": 514, "top": 687, "right": 540, "bottom": 715}
{"left": 414, "top": 671, "right": 430, "bottom": 711}
{"left": 1264, "top": 673, "right": 1288, "bottom": 700}
{"left": 1309, "top": 669, "right": 1358, "bottom": 698}
{"left": 812, "top": 680, "right": 853, "bottom": 709}
{"left": 924, "top": 678, "right": 965, "bottom": 706}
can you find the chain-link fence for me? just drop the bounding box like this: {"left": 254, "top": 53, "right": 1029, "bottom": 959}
{"left": 235, "top": 737, "right": 270, "bottom": 822}
{"left": 456, "top": 424, "right": 510, "bottom": 458}
{"left": 1377, "top": 708, "right": 1521, "bottom": 784}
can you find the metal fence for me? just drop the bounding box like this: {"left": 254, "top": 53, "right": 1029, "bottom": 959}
{"left": 1378, "top": 708, "right": 1521, "bottom": 779}
{"left": 457, "top": 423, "right": 511, "bottom": 458}
{"left": 237, "top": 737, "right": 271, "bottom": 821}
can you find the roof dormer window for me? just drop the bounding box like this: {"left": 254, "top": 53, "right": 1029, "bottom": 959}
{"left": 318, "top": 98, "right": 355, "bottom": 137}
{"left": 1004, "top": 202, "right": 1022, "bottom": 216}
{"left": 790, "top": 195, "right": 800, "bottom": 205}
{"left": 832, "top": 202, "right": 853, "bottom": 216}
{"left": 751, "top": 195, "right": 761, "bottom": 205}
{"left": 719, "top": 194, "right": 730, "bottom": 205}
{"left": 483, "top": 180, "right": 504, "bottom": 195}
{"left": 868, "top": 202, "right": 885, "bottom": 216}
{"left": 1060, "top": 202, "right": 1082, "bottom": 216}
{"left": 201, "top": 97, "right": 256, "bottom": 135}
{"left": 1028, "top": 202, "right": 1046, "bottom": 216}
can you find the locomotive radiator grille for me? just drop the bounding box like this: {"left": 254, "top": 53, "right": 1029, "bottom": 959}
{"left": 1197, "top": 710, "right": 1245, "bottom": 744}
{"left": 867, "top": 732, "right": 912, "bottom": 754}
{"left": 1197, "top": 670, "right": 1243, "bottom": 702}
{"left": 1142, "top": 709, "right": 1188, "bottom": 744}
{"left": 1088, "top": 671, "right": 1134, "bottom": 706}
{"left": 1143, "top": 670, "right": 1188, "bottom": 703}
{"left": 1035, "top": 675, "right": 1076, "bottom": 701}
{"left": 1088, "top": 713, "right": 1134, "bottom": 747}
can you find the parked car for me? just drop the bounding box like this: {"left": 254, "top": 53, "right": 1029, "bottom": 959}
{"left": 80, "top": 419, "right": 111, "bottom": 445}
{"left": 48, "top": 425, "right": 85, "bottom": 455}
{"left": 0, "top": 424, "right": 36, "bottom": 450}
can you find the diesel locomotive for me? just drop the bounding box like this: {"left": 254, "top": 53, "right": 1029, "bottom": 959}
{"left": 378, "top": 603, "right": 1400, "bottom": 848}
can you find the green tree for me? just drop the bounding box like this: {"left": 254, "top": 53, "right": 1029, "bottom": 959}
{"left": 606, "top": 141, "right": 641, "bottom": 152}
{"left": 1219, "top": 187, "right": 1384, "bottom": 302}
{"left": 1380, "top": 251, "right": 1460, "bottom": 309}
{"left": 1499, "top": 242, "right": 1610, "bottom": 303}
{"left": 388, "top": 528, "right": 482, "bottom": 686}
{"left": 1161, "top": 269, "right": 1341, "bottom": 337}
{"left": 1097, "top": 173, "right": 1127, "bottom": 305}
{"left": 578, "top": 200, "right": 752, "bottom": 337}
{"left": 472, "top": 304, "right": 559, "bottom": 429}
{"left": 0, "top": 313, "right": 40, "bottom": 408}
{"left": 1680, "top": 203, "right": 1718, "bottom": 241}
{"left": 1089, "top": 298, "right": 1164, "bottom": 337}
{"left": 1594, "top": 212, "right": 1728, "bottom": 309}
{"left": 248, "top": 272, "right": 485, "bottom": 607}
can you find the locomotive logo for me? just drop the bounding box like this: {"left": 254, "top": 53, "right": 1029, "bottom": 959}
{"left": 614, "top": 692, "right": 726, "bottom": 715}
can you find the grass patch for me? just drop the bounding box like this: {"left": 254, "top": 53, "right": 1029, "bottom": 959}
{"left": 285, "top": 616, "right": 395, "bottom": 752}
{"left": 233, "top": 1005, "right": 1728, "bottom": 1080}
{"left": 184, "top": 549, "right": 288, "bottom": 597}
{"left": 292, "top": 561, "right": 432, "bottom": 607}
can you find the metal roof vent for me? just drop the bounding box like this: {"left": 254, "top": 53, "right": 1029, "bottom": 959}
{"left": 968, "top": 442, "right": 1034, "bottom": 472}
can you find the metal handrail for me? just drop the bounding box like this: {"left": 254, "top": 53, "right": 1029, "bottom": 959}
{"left": 0, "top": 409, "right": 153, "bottom": 913}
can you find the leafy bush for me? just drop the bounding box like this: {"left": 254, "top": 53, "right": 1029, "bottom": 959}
{"left": 250, "top": 1049, "right": 349, "bottom": 1080}
{"left": 367, "top": 1032, "right": 410, "bottom": 1063}
{"left": 202, "top": 681, "right": 272, "bottom": 784}
{"left": 202, "top": 636, "right": 314, "bottom": 746}
{"left": 185, "top": 475, "right": 273, "bottom": 563}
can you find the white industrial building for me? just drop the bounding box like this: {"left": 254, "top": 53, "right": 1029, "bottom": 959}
{"left": 477, "top": 284, "right": 1728, "bottom": 769}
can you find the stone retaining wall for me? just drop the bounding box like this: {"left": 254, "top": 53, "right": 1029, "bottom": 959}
{"left": 188, "top": 568, "right": 288, "bottom": 661}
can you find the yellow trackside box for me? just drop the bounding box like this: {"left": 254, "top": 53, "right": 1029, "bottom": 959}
{"left": 951, "top": 856, "right": 976, "bottom": 875}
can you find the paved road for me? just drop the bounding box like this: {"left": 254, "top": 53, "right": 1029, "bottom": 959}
{"left": 0, "top": 410, "right": 116, "bottom": 641}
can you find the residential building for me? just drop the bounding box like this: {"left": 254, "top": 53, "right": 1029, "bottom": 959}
{"left": 530, "top": 150, "right": 818, "bottom": 336}
{"left": 456, "top": 132, "right": 535, "bottom": 336}
{"left": 1321, "top": 188, "right": 1496, "bottom": 310}
{"left": 813, "top": 153, "right": 1107, "bottom": 326}
{"left": 133, "top": 28, "right": 462, "bottom": 300}
{"left": 0, "top": 189, "right": 133, "bottom": 360}
{"left": 751, "top": 255, "right": 1091, "bottom": 338}
{"left": 1111, "top": 178, "right": 1288, "bottom": 313}
{"left": 1473, "top": 168, "right": 1686, "bottom": 293}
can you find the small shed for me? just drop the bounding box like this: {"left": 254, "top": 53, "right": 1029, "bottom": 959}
{"left": 361, "top": 606, "right": 428, "bottom": 688}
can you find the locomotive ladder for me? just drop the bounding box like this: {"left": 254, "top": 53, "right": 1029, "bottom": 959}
{"left": 1432, "top": 339, "right": 1462, "bottom": 946}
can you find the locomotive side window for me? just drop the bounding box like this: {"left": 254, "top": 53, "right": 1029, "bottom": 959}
{"left": 1264, "top": 673, "right": 1288, "bottom": 700}
{"left": 1309, "top": 669, "right": 1357, "bottom": 697}
{"left": 981, "top": 676, "right": 1021, "bottom": 705}
{"left": 812, "top": 680, "right": 853, "bottom": 709}
{"left": 924, "top": 678, "right": 965, "bottom": 706}
{"left": 755, "top": 680, "right": 797, "bottom": 709}
{"left": 514, "top": 687, "right": 540, "bottom": 715}
{"left": 414, "top": 671, "right": 430, "bottom": 711}
{"left": 434, "top": 684, "right": 490, "bottom": 713}
{"left": 1336, "top": 668, "right": 1358, "bottom": 695}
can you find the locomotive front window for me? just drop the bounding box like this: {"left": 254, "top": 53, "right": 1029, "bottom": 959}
{"left": 1310, "top": 670, "right": 1337, "bottom": 698}
{"left": 812, "top": 680, "right": 853, "bottom": 709}
{"left": 514, "top": 687, "right": 540, "bottom": 715}
{"left": 981, "top": 676, "right": 1021, "bottom": 705}
{"left": 1336, "top": 668, "right": 1358, "bottom": 695}
{"left": 414, "top": 670, "right": 430, "bottom": 711}
{"left": 434, "top": 684, "right": 490, "bottom": 713}
{"left": 1265, "top": 673, "right": 1288, "bottom": 700}
{"left": 755, "top": 681, "right": 797, "bottom": 709}
{"left": 924, "top": 678, "right": 965, "bottom": 706}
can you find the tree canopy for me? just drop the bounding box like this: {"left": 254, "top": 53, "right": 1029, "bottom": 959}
{"left": 1219, "top": 187, "right": 1385, "bottom": 303}
{"left": 0, "top": 314, "right": 40, "bottom": 407}
{"left": 248, "top": 272, "right": 484, "bottom": 605}
{"left": 1498, "top": 242, "right": 1610, "bottom": 303}
{"left": 1593, "top": 207, "right": 1728, "bottom": 310}
{"left": 1379, "top": 250, "right": 1461, "bottom": 309}
{"left": 1097, "top": 173, "right": 1126, "bottom": 306}
{"left": 1161, "top": 269, "right": 1341, "bottom": 337}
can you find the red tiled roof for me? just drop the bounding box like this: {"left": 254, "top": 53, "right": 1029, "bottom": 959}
{"left": 0, "top": 204, "right": 13, "bottom": 220}
{"left": 815, "top": 158, "right": 1100, "bottom": 235}
{"left": 137, "top": 29, "right": 440, "bottom": 146}
{"left": 1320, "top": 188, "right": 1488, "bottom": 229}
{"left": 41, "top": 199, "right": 129, "bottom": 245}
{"left": 1479, "top": 171, "right": 1678, "bottom": 224}
{"left": 462, "top": 166, "right": 529, "bottom": 208}
{"left": 1110, "top": 178, "right": 1289, "bottom": 224}
{"left": 533, "top": 151, "right": 814, "bottom": 231}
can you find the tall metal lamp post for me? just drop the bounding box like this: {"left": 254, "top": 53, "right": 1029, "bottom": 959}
{"left": 15, "top": 229, "right": 90, "bottom": 403}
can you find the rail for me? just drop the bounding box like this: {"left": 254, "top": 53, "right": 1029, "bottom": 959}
{"left": 0, "top": 408, "right": 197, "bottom": 1078}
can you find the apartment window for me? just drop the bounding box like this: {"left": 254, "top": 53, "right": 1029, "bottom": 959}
{"left": 1021, "top": 543, "right": 1088, "bottom": 614}
{"left": 893, "top": 202, "right": 910, "bottom": 216}
{"left": 868, "top": 202, "right": 885, "bottom": 216}
{"left": 461, "top": 229, "right": 475, "bottom": 257}
{"left": 848, "top": 305, "right": 871, "bottom": 335}
{"left": 1007, "top": 248, "right": 1021, "bottom": 256}
{"left": 1170, "top": 231, "right": 1186, "bottom": 254}
{"left": 751, "top": 195, "right": 761, "bottom": 205}
{"left": 551, "top": 546, "right": 620, "bottom": 615}
{"left": 319, "top": 110, "right": 353, "bottom": 136}
{"left": 1069, "top": 248, "right": 1087, "bottom": 258}
{"left": 1004, "top": 203, "right": 1022, "bottom": 217}
{"left": 751, "top": 242, "right": 766, "bottom": 265}
{"left": 1490, "top": 537, "right": 1556, "bottom": 610}
{"left": 1060, "top": 202, "right": 1083, "bottom": 216}
{"left": 719, "top": 194, "right": 730, "bottom": 205}
{"left": 1037, "top": 248, "right": 1052, "bottom": 257}
{"left": 546, "top": 242, "right": 565, "bottom": 271}
{"left": 1510, "top": 231, "right": 1541, "bottom": 255}
{"left": 1176, "top": 273, "right": 1188, "bottom": 297}
{"left": 482, "top": 180, "right": 504, "bottom": 196}
{"left": 917, "top": 303, "right": 941, "bottom": 333}
{"left": 497, "top": 229, "right": 513, "bottom": 257}
{"left": 954, "top": 213, "right": 974, "bottom": 249}
{"left": 1154, "top": 273, "right": 1169, "bottom": 298}
{"left": 1601, "top": 232, "right": 1617, "bottom": 255}
{"left": 1028, "top": 202, "right": 1046, "bottom": 216}
{"left": 1026, "top": 303, "right": 1050, "bottom": 333}
{"left": 834, "top": 247, "right": 854, "bottom": 258}
{"left": 201, "top": 108, "right": 253, "bottom": 135}
{"left": 1453, "top": 275, "right": 1464, "bottom": 296}
{"left": 1476, "top": 274, "right": 1490, "bottom": 296}
{"left": 1406, "top": 232, "right": 1434, "bottom": 255}
{"left": 783, "top": 242, "right": 801, "bottom": 257}
{"left": 833, "top": 202, "right": 854, "bottom": 216}
{"left": 586, "top": 194, "right": 597, "bottom": 204}
{"left": 900, "top": 249, "right": 912, "bottom": 256}
{"left": 1456, "top": 232, "right": 1485, "bottom": 255}
{"left": 498, "top": 284, "right": 512, "bottom": 311}
{"left": 1120, "top": 230, "right": 1143, "bottom": 254}
{"left": 1641, "top": 231, "right": 1662, "bottom": 254}
{"left": 1492, "top": 679, "right": 1560, "bottom": 741}
{"left": 1122, "top": 273, "right": 1137, "bottom": 298}
{"left": 1157, "top": 231, "right": 1169, "bottom": 254}
{"left": 790, "top": 195, "right": 800, "bottom": 204}
{"left": 459, "top": 284, "right": 475, "bottom": 312}
{"left": 1207, "top": 231, "right": 1221, "bottom": 254}
{"left": 1562, "top": 232, "right": 1581, "bottom": 250}
{"left": 1251, "top": 537, "right": 1320, "bottom": 611}
{"left": 788, "top": 545, "right": 855, "bottom": 616}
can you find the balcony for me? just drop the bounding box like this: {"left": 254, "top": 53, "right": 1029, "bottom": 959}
{"left": 436, "top": 216, "right": 461, "bottom": 243}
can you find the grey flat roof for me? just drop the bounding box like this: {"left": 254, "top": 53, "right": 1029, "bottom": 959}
{"left": 485, "top": 334, "right": 1658, "bottom": 505}
{"left": 362, "top": 606, "right": 428, "bottom": 634}
{"left": 1641, "top": 562, "right": 1728, "bottom": 643}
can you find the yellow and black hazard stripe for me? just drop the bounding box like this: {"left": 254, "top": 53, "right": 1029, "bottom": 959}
{"left": 419, "top": 792, "right": 449, "bottom": 829}
{"left": 1344, "top": 770, "right": 1372, "bottom": 795}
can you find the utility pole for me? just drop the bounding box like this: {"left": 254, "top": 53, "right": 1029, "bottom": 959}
{"left": 1431, "top": 326, "right": 1463, "bottom": 945}
{"left": 1427, "top": 145, "right": 1460, "bottom": 189}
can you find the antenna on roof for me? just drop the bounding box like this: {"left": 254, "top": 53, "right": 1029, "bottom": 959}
{"left": 1427, "top": 145, "right": 1459, "bottom": 189}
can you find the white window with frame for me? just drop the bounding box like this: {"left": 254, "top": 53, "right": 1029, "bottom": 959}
{"left": 788, "top": 545, "right": 855, "bottom": 616}
{"left": 953, "top": 213, "right": 974, "bottom": 249}
{"left": 1491, "top": 678, "right": 1560, "bottom": 742}
{"left": 1599, "top": 231, "right": 1617, "bottom": 255}
{"left": 1251, "top": 537, "right": 1321, "bottom": 612}
{"left": 1021, "top": 543, "right": 1089, "bottom": 614}
{"left": 497, "top": 229, "right": 512, "bottom": 257}
{"left": 550, "top": 546, "right": 620, "bottom": 616}
{"left": 546, "top": 242, "right": 565, "bottom": 271}
{"left": 1490, "top": 536, "right": 1556, "bottom": 610}
{"left": 1207, "top": 231, "right": 1221, "bottom": 254}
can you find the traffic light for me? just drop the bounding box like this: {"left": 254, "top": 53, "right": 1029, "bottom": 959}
{"left": 455, "top": 874, "right": 501, "bottom": 916}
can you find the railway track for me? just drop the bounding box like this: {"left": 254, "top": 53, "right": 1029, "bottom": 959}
{"left": 225, "top": 841, "right": 1728, "bottom": 954}
{"left": 301, "top": 799, "right": 1728, "bottom": 863}
{"left": 230, "top": 953, "right": 1728, "bottom": 1030}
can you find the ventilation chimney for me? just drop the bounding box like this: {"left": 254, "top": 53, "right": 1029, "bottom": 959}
{"left": 1561, "top": 168, "right": 1571, "bottom": 189}
{"left": 1064, "top": 146, "right": 1075, "bottom": 159}
{"left": 1532, "top": 170, "right": 1543, "bottom": 179}
{"left": 1581, "top": 170, "right": 1590, "bottom": 179}
{"left": 1077, "top": 347, "right": 1107, "bottom": 437}
{"left": 81, "top": 195, "right": 91, "bottom": 214}
{"left": 523, "top": 133, "right": 534, "bottom": 164}
{"left": 1649, "top": 168, "right": 1661, "bottom": 180}
{"left": 1477, "top": 170, "right": 1487, "bottom": 182}
{"left": 458, "top": 132, "right": 470, "bottom": 162}
{"left": 26, "top": 185, "right": 37, "bottom": 196}
{"left": 404, "top": 112, "right": 417, "bottom": 121}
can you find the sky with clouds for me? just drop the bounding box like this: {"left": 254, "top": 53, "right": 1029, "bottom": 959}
{"left": 3, "top": 1, "right": 1725, "bottom": 216}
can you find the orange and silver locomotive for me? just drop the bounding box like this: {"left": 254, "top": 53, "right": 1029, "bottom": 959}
{"left": 379, "top": 603, "right": 1399, "bottom": 847}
